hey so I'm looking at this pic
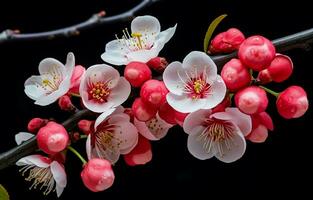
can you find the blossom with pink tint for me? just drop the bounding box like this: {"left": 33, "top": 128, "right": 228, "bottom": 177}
{"left": 16, "top": 155, "right": 67, "bottom": 197}
{"left": 101, "top": 15, "right": 176, "bottom": 65}
{"left": 124, "top": 62, "right": 152, "bottom": 87}
{"left": 258, "top": 54, "right": 293, "bottom": 84}
{"left": 124, "top": 135, "right": 152, "bottom": 166}
{"left": 147, "top": 57, "right": 168, "bottom": 72}
{"left": 134, "top": 113, "right": 173, "bottom": 141}
{"left": 79, "top": 64, "right": 131, "bottom": 113}
{"left": 238, "top": 35, "right": 276, "bottom": 71}
{"left": 24, "top": 52, "right": 75, "bottom": 106}
{"left": 81, "top": 158, "right": 114, "bottom": 192}
{"left": 221, "top": 58, "right": 251, "bottom": 92}
{"left": 27, "top": 118, "right": 48, "bottom": 133}
{"left": 163, "top": 51, "right": 226, "bottom": 113}
{"left": 37, "top": 122, "right": 69, "bottom": 155}
{"left": 235, "top": 86, "right": 268, "bottom": 114}
{"left": 276, "top": 86, "right": 309, "bottom": 119}
{"left": 86, "top": 108, "right": 138, "bottom": 164}
{"left": 246, "top": 112, "right": 274, "bottom": 143}
{"left": 209, "top": 28, "right": 245, "bottom": 53}
{"left": 183, "top": 108, "right": 251, "bottom": 163}
{"left": 69, "top": 65, "right": 86, "bottom": 94}
{"left": 140, "top": 80, "right": 168, "bottom": 108}
{"left": 132, "top": 98, "right": 158, "bottom": 122}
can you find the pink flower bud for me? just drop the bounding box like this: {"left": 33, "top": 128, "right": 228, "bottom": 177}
{"left": 235, "top": 86, "right": 268, "bottom": 114}
{"left": 27, "top": 118, "right": 48, "bottom": 133}
{"left": 246, "top": 112, "right": 273, "bottom": 143}
{"left": 81, "top": 158, "right": 115, "bottom": 192}
{"left": 140, "top": 80, "right": 168, "bottom": 108}
{"left": 212, "top": 95, "right": 231, "bottom": 113}
{"left": 37, "top": 122, "right": 69, "bottom": 155}
{"left": 147, "top": 57, "right": 168, "bottom": 72}
{"left": 124, "top": 62, "right": 152, "bottom": 87}
{"left": 58, "top": 95, "right": 75, "bottom": 111}
{"left": 132, "top": 98, "right": 157, "bottom": 122}
{"left": 258, "top": 54, "right": 293, "bottom": 84}
{"left": 238, "top": 35, "right": 276, "bottom": 71}
{"left": 276, "top": 86, "right": 309, "bottom": 119}
{"left": 124, "top": 135, "right": 152, "bottom": 166}
{"left": 69, "top": 65, "right": 86, "bottom": 94}
{"left": 78, "top": 120, "right": 94, "bottom": 135}
{"left": 209, "top": 28, "right": 245, "bottom": 54}
{"left": 221, "top": 58, "right": 251, "bottom": 91}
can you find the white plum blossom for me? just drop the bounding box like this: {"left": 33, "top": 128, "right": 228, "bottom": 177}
{"left": 183, "top": 108, "right": 252, "bottom": 163}
{"left": 134, "top": 113, "right": 173, "bottom": 141}
{"left": 16, "top": 155, "right": 67, "bottom": 197}
{"left": 79, "top": 64, "right": 131, "bottom": 113}
{"left": 86, "top": 107, "right": 138, "bottom": 164}
{"left": 101, "top": 15, "right": 177, "bottom": 65}
{"left": 24, "top": 52, "right": 75, "bottom": 106}
{"left": 163, "top": 51, "right": 227, "bottom": 113}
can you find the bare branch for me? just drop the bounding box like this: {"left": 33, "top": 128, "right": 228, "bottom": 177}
{"left": 0, "top": 0, "right": 158, "bottom": 44}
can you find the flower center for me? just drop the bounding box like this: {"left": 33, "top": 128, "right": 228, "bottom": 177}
{"left": 19, "top": 165, "right": 55, "bottom": 195}
{"left": 115, "top": 28, "right": 151, "bottom": 51}
{"left": 186, "top": 76, "right": 211, "bottom": 99}
{"left": 88, "top": 82, "right": 110, "bottom": 103}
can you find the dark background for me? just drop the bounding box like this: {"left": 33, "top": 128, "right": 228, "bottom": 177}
{"left": 0, "top": 0, "right": 312, "bottom": 199}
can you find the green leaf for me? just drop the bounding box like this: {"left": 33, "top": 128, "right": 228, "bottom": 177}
{"left": 203, "top": 14, "right": 228, "bottom": 53}
{"left": 0, "top": 184, "right": 9, "bottom": 200}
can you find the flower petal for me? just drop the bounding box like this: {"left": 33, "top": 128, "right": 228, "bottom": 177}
{"left": 214, "top": 129, "right": 246, "bottom": 163}
{"left": 115, "top": 121, "right": 138, "bottom": 154}
{"left": 202, "top": 76, "right": 227, "bottom": 109}
{"left": 247, "top": 125, "right": 268, "bottom": 143}
{"left": 187, "top": 133, "right": 215, "bottom": 160}
{"left": 225, "top": 107, "right": 252, "bottom": 136}
{"left": 127, "top": 48, "right": 159, "bottom": 63}
{"left": 155, "top": 24, "right": 177, "bottom": 44}
{"left": 101, "top": 50, "right": 128, "bottom": 66}
{"left": 50, "top": 161, "right": 67, "bottom": 197}
{"left": 131, "top": 15, "right": 161, "bottom": 37}
{"left": 15, "top": 132, "right": 34, "bottom": 145}
{"left": 108, "top": 113, "right": 130, "bottom": 124}
{"left": 107, "top": 77, "right": 131, "bottom": 107}
{"left": 166, "top": 93, "right": 206, "bottom": 113}
{"left": 24, "top": 75, "right": 48, "bottom": 101}
{"left": 163, "top": 61, "right": 186, "bottom": 95}
{"left": 94, "top": 107, "right": 117, "bottom": 129}
{"left": 64, "top": 52, "right": 75, "bottom": 74}
{"left": 183, "top": 109, "right": 211, "bottom": 134}
{"left": 38, "top": 58, "right": 65, "bottom": 76}
{"left": 182, "top": 51, "right": 217, "bottom": 81}
{"left": 16, "top": 155, "right": 50, "bottom": 168}
{"left": 86, "top": 135, "right": 92, "bottom": 160}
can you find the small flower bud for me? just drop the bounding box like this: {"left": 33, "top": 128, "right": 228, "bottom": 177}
{"left": 140, "top": 80, "right": 168, "bottom": 108}
{"left": 124, "top": 135, "right": 152, "bottom": 166}
{"left": 132, "top": 98, "right": 157, "bottom": 122}
{"left": 58, "top": 95, "right": 76, "bottom": 111}
{"left": 27, "top": 118, "right": 48, "bottom": 133}
{"left": 147, "top": 57, "right": 168, "bottom": 72}
{"left": 78, "top": 120, "right": 94, "bottom": 135}
{"left": 124, "top": 62, "right": 152, "bottom": 87}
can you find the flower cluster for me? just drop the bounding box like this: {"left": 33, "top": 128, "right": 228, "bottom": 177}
{"left": 14, "top": 16, "right": 308, "bottom": 197}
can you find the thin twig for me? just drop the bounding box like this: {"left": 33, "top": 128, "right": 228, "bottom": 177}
{"left": 0, "top": 109, "right": 92, "bottom": 170}
{"left": 0, "top": 0, "right": 158, "bottom": 44}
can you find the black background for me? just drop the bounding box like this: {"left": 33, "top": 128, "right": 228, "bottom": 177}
{"left": 0, "top": 0, "right": 312, "bottom": 199}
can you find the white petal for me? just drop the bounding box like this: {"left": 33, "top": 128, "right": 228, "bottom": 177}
{"left": 93, "top": 145, "right": 120, "bottom": 164}
{"left": 215, "top": 129, "right": 246, "bottom": 163}
{"left": 107, "top": 77, "right": 131, "bottom": 107}
{"left": 225, "top": 107, "right": 252, "bottom": 136}
{"left": 163, "top": 61, "right": 186, "bottom": 95}
{"left": 115, "top": 121, "right": 138, "bottom": 154}
{"left": 51, "top": 161, "right": 67, "bottom": 197}
{"left": 166, "top": 93, "right": 207, "bottom": 113}
{"left": 131, "top": 15, "right": 161, "bottom": 37}
{"left": 202, "top": 76, "right": 227, "bottom": 109}
{"left": 86, "top": 135, "right": 92, "bottom": 160}
{"left": 155, "top": 24, "right": 177, "bottom": 44}
{"left": 15, "top": 132, "right": 34, "bottom": 145}
{"left": 127, "top": 48, "right": 159, "bottom": 63}
{"left": 16, "top": 155, "right": 50, "bottom": 168}
{"left": 210, "top": 112, "right": 233, "bottom": 120}
{"left": 65, "top": 52, "right": 75, "bottom": 75}
{"left": 94, "top": 107, "right": 117, "bottom": 129}
{"left": 108, "top": 113, "right": 130, "bottom": 124}
{"left": 183, "top": 109, "right": 211, "bottom": 134}
{"left": 187, "top": 133, "right": 215, "bottom": 160}
{"left": 182, "top": 51, "right": 217, "bottom": 82}
{"left": 112, "top": 105, "right": 125, "bottom": 114}
{"left": 24, "top": 75, "right": 48, "bottom": 101}
{"left": 38, "top": 58, "right": 65, "bottom": 76}
{"left": 101, "top": 51, "right": 128, "bottom": 66}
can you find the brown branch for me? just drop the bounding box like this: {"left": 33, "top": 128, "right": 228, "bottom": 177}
{"left": 0, "top": 0, "right": 158, "bottom": 44}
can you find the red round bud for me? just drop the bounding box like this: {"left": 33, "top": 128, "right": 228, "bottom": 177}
{"left": 78, "top": 120, "right": 94, "bottom": 135}
{"left": 27, "top": 118, "right": 48, "bottom": 133}
{"left": 132, "top": 98, "right": 157, "bottom": 122}
{"left": 140, "top": 80, "right": 168, "bottom": 108}
{"left": 81, "top": 158, "right": 115, "bottom": 192}
{"left": 246, "top": 112, "right": 274, "bottom": 143}
{"left": 221, "top": 58, "right": 251, "bottom": 92}
{"left": 37, "top": 122, "right": 69, "bottom": 155}
{"left": 124, "top": 62, "right": 152, "bottom": 87}
{"left": 238, "top": 35, "right": 276, "bottom": 71}
{"left": 147, "top": 57, "right": 168, "bottom": 72}
{"left": 276, "top": 86, "right": 309, "bottom": 119}
{"left": 258, "top": 54, "right": 293, "bottom": 84}
{"left": 58, "top": 95, "right": 75, "bottom": 111}
{"left": 124, "top": 135, "right": 152, "bottom": 166}
{"left": 235, "top": 86, "right": 268, "bottom": 114}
